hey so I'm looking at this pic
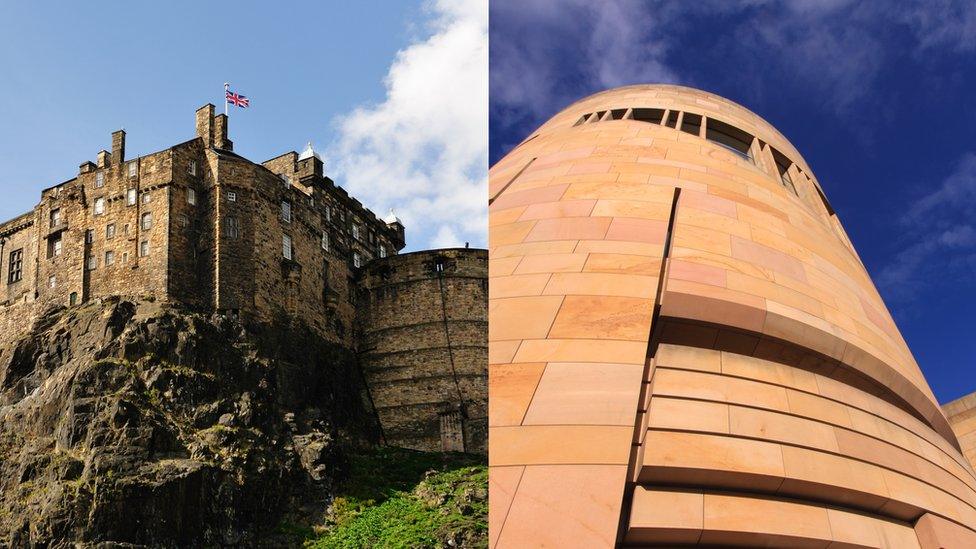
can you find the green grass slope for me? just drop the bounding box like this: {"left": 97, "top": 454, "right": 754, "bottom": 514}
{"left": 297, "top": 447, "right": 487, "bottom": 548}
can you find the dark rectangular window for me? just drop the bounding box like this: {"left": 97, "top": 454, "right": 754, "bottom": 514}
{"left": 633, "top": 108, "right": 665, "bottom": 124}
{"left": 680, "top": 113, "right": 702, "bottom": 136}
{"left": 609, "top": 108, "right": 627, "bottom": 120}
{"left": 705, "top": 118, "right": 754, "bottom": 162}
{"left": 7, "top": 249, "right": 23, "bottom": 283}
{"left": 664, "top": 110, "right": 679, "bottom": 128}
{"left": 770, "top": 147, "right": 798, "bottom": 196}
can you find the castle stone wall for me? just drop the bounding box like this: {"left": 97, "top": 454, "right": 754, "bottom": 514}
{"left": 0, "top": 105, "right": 484, "bottom": 461}
{"left": 357, "top": 248, "right": 488, "bottom": 453}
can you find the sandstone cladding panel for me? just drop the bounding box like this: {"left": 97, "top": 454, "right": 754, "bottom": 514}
{"left": 488, "top": 84, "right": 976, "bottom": 548}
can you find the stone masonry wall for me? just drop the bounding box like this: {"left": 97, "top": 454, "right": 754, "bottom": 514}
{"left": 0, "top": 105, "right": 490, "bottom": 461}
{"left": 357, "top": 248, "right": 488, "bottom": 453}
{"left": 0, "top": 105, "right": 406, "bottom": 350}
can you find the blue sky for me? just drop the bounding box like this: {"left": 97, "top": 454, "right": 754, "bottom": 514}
{"left": 491, "top": 0, "right": 976, "bottom": 404}
{"left": 0, "top": 0, "right": 487, "bottom": 251}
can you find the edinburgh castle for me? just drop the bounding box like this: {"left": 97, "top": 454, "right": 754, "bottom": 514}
{"left": 0, "top": 104, "right": 486, "bottom": 455}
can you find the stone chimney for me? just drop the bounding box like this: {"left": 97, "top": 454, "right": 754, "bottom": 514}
{"left": 214, "top": 113, "right": 233, "bottom": 150}
{"left": 111, "top": 130, "right": 126, "bottom": 165}
{"left": 195, "top": 104, "right": 215, "bottom": 148}
{"left": 79, "top": 161, "right": 96, "bottom": 174}
{"left": 96, "top": 150, "right": 111, "bottom": 168}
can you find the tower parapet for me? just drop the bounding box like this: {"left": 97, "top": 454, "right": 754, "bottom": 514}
{"left": 356, "top": 248, "right": 487, "bottom": 453}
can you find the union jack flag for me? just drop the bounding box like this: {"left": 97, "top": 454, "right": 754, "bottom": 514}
{"left": 226, "top": 90, "right": 249, "bottom": 108}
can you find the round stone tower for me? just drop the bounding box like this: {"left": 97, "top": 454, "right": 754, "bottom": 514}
{"left": 489, "top": 84, "right": 976, "bottom": 547}
{"left": 357, "top": 248, "right": 487, "bottom": 454}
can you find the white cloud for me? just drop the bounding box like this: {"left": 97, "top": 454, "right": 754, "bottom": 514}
{"left": 908, "top": 152, "right": 976, "bottom": 222}
{"left": 491, "top": 0, "right": 976, "bottom": 144}
{"left": 326, "top": 0, "right": 487, "bottom": 251}
{"left": 878, "top": 152, "right": 976, "bottom": 302}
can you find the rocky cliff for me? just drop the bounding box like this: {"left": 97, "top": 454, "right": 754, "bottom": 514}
{"left": 0, "top": 297, "right": 381, "bottom": 547}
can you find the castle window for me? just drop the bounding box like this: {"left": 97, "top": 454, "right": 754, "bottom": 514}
{"left": 379, "top": 246, "right": 387, "bottom": 258}
{"left": 178, "top": 214, "right": 189, "bottom": 228}
{"left": 352, "top": 224, "right": 360, "bottom": 241}
{"left": 86, "top": 254, "right": 97, "bottom": 270}
{"left": 85, "top": 229, "right": 94, "bottom": 244}
{"left": 94, "top": 197, "right": 105, "bottom": 215}
{"left": 48, "top": 275, "right": 56, "bottom": 289}
{"left": 128, "top": 162, "right": 137, "bottom": 178}
{"left": 123, "top": 224, "right": 130, "bottom": 235}
{"left": 106, "top": 223, "right": 116, "bottom": 239}
{"left": 96, "top": 172, "right": 104, "bottom": 188}
{"left": 321, "top": 232, "right": 330, "bottom": 251}
{"left": 188, "top": 160, "right": 197, "bottom": 176}
{"left": 665, "top": 110, "right": 679, "bottom": 128}
{"left": 7, "top": 249, "right": 22, "bottom": 284}
{"left": 139, "top": 241, "right": 149, "bottom": 257}
{"left": 353, "top": 252, "right": 362, "bottom": 268}
{"left": 282, "top": 234, "right": 293, "bottom": 260}
{"left": 69, "top": 292, "right": 78, "bottom": 306}
{"left": 122, "top": 252, "right": 129, "bottom": 263}
{"left": 324, "top": 206, "right": 331, "bottom": 222}
{"left": 280, "top": 174, "right": 291, "bottom": 188}
{"left": 126, "top": 189, "right": 137, "bottom": 206}
{"left": 142, "top": 192, "right": 151, "bottom": 204}
{"left": 105, "top": 250, "right": 115, "bottom": 266}
{"left": 49, "top": 208, "right": 61, "bottom": 228}
{"left": 187, "top": 188, "right": 197, "bottom": 206}
{"left": 281, "top": 200, "right": 292, "bottom": 223}
{"left": 227, "top": 190, "right": 237, "bottom": 202}
{"left": 225, "top": 216, "right": 240, "bottom": 239}
{"left": 141, "top": 212, "right": 153, "bottom": 231}
{"left": 47, "top": 236, "right": 62, "bottom": 258}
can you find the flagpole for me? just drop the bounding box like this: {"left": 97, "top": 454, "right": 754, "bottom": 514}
{"left": 224, "top": 83, "right": 229, "bottom": 115}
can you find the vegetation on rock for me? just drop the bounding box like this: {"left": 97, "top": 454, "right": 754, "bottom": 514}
{"left": 297, "top": 447, "right": 487, "bottom": 549}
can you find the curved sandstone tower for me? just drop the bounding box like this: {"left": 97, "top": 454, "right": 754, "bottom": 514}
{"left": 488, "top": 84, "right": 976, "bottom": 547}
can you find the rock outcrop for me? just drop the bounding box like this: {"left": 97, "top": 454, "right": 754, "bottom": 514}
{"left": 0, "top": 297, "right": 380, "bottom": 547}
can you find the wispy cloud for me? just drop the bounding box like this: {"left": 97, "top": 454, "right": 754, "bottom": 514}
{"left": 491, "top": 0, "right": 976, "bottom": 159}
{"left": 489, "top": 0, "right": 678, "bottom": 154}
{"left": 326, "top": 0, "right": 487, "bottom": 250}
{"left": 878, "top": 153, "right": 976, "bottom": 303}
